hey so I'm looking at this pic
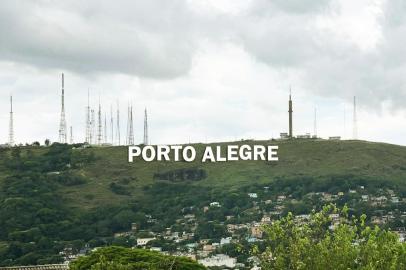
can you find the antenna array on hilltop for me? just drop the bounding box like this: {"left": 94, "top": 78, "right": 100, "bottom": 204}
{"left": 2, "top": 74, "right": 364, "bottom": 146}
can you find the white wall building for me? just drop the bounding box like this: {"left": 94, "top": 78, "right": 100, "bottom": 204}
{"left": 198, "top": 254, "right": 236, "bottom": 268}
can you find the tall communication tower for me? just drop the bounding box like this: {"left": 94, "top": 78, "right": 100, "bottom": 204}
{"left": 353, "top": 96, "right": 358, "bottom": 140}
{"left": 85, "top": 89, "right": 91, "bottom": 144}
{"left": 110, "top": 104, "right": 114, "bottom": 144}
{"left": 97, "top": 100, "right": 102, "bottom": 145}
{"left": 70, "top": 126, "right": 74, "bottom": 144}
{"left": 313, "top": 107, "right": 317, "bottom": 138}
{"left": 128, "top": 105, "right": 134, "bottom": 145}
{"left": 343, "top": 106, "right": 346, "bottom": 139}
{"left": 104, "top": 113, "right": 107, "bottom": 144}
{"left": 288, "top": 87, "right": 293, "bottom": 138}
{"left": 9, "top": 95, "right": 14, "bottom": 146}
{"left": 116, "top": 100, "right": 121, "bottom": 145}
{"left": 59, "top": 73, "right": 67, "bottom": 143}
{"left": 143, "top": 108, "right": 148, "bottom": 145}
{"left": 90, "top": 109, "right": 95, "bottom": 144}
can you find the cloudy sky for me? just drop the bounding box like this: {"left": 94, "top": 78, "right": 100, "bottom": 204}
{"left": 1, "top": 0, "right": 406, "bottom": 145}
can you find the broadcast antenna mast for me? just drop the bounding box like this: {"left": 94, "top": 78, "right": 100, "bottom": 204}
{"left": 288, "top": 86, "right": 293, "bottom": 138}
{"left": 85, "top": 89, "right": 91, "bottom": 143}
{"left": 59, "top": 73, "right": 67, "bottom": 143}
{"left": 353, "top": 96, "right": 358, "bottom": 140}
{"left": 128, "top": 104, "right": 134, "bottom": 145}
{"left": 9, "top": 95, "right": 14, "bottom": 146}
{"left": 97, "top": 98, "right": 102, "bottom": 145}
{"left": 110, "top": 104, "right": 114, "bottom": 144}
{"left": 343, "top": 105, "right": 346, "bottom": 139}
{"left": 104, "top": 113, "right": 107, "bottom": 144}
{"left": 116, "top": 100, "right": 121, "bottom": 145}
{"left": 313, "top": 107, "right": 317, "bottom": 138}
{"left": 143, "top": 108, "right": 148, "bottom": 145}
{"left": 70, "top": 126, "right": 74, "bottom": 144}
{"left": 90, "top": 109, "right": 95, "bottom": 144}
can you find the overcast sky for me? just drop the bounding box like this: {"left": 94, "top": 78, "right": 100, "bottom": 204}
{"left": 1, "top": 0, "right": 406, "bottom": 145}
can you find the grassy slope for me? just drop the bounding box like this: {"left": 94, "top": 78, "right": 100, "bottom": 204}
{"left": 2, "top": 139, "right": 406, "bottom": 209}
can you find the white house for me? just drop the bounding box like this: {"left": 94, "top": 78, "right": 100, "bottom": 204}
{"left": 137, "top": 237, "right": 155, "bottom": 246}
{"left": 199, "top": 254, "right": 236, "bottom": 268}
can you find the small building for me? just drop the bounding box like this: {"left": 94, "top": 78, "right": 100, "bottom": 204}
{"left": 137, "top": 237, "right": 155, "bottom": 246}
{"left": 199, "top": 254, "right": 237, "bottom": 268}
{"left": 280, "top": 132, "right": 289, "bottom": 139}
{"left": 297, "top": 133, "right": 311, "bottom": 139}
{"left": 210, "top": 202, "right": 221, "bottom": 207}
{"left": 277, "top": 195, "right": 286, "bottom": 202}
{"left": 202, "top": 244, "right": 215, "bottom": 252}
{"left": 220, "top": 237, "right": 232, "bottom": 245}
{"left": 251, "top": 224, "right": 263, "bottom": 238}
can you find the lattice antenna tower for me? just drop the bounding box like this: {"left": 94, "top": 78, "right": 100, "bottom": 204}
{"left": 9, "top": 95, "right": 14, "bottom": 146}
{"left": 85, "top": 89, "right": 91, "bottom": 143}
{"left": 104, "top": 113, "right": 107, "bottom": 144}
{"left": 353, "top": 96, "right": 358, "bottom": 140}
{"left": 128, "top": 104, "right": 134, "bottom": 145}
{"left": 125, "top": 103, "right": 129, "bottom": 145}
{"left": 90, "top": 109, "right": 95, "bottom": 144}
{"left": 110, "top": 104, "right": 114, "bottom": 145}
{"left": 143, "top": 108, "right": 148, "bottom": 145}
{"left": 97, "top": 97, "right": 102, "bottom": 145}
{"left": 58, "top": 73, "right": 67, "bottom": 143}
{"left": 70, "top": 126, "right": 74, "bottom": 144}
{"left": 116, "top": 100, "right": 121, "bottom": 145}
{"left": 313, "top": 107, "right": 317, "bottom": 138}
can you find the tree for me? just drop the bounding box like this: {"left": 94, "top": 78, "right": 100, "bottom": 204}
{"left": 258, "top": 204, "right": 406, "bottom": 270}
{"left": 69, "top": 246, "right": 206, "bottom": 270}
{"left": 45, "top": 139, "right": 50, "bottom": 146}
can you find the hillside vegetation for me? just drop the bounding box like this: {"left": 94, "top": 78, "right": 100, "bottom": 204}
{"left": 0, "top": 139, "right": 405, "bottom": 265}
{"left": 22, "top": 139, "right": 406, "bottom": 209}
{"left": 2, "top": 139, "right": 406, "bottom": 208}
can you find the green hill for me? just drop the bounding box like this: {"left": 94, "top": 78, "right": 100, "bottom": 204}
{"left": 0, "top": 139, "right": 406, "bottom": 266}
{"left": 42, "top": 139, "right": 406, "bottom": 209}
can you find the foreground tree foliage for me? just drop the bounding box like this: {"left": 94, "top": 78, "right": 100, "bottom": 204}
{"left": 259, "top": 205, "right": 406, "bottom": 270}
{"left": 69, "top": 246, "right": 206, "bottom": 270}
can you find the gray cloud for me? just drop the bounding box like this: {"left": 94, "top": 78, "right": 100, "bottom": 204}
{"left": 0, "top": 0, "right": 199, "bottom": 78}
{"left": 2, "top": 0, "right": 406, "bottom": 145}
